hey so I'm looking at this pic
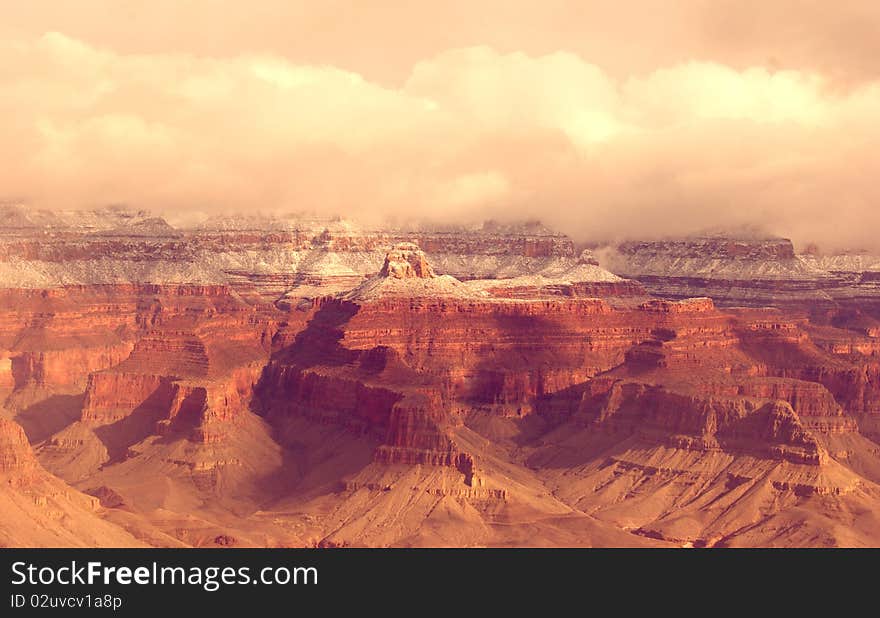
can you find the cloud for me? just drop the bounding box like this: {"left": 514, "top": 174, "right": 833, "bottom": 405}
{"left": 5, "top": 2, "right": 880, "bottom": 86}
{"left": 1, "top": 33, "right": 879, "bottom": 250}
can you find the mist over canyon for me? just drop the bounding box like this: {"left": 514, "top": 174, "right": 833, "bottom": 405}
{"left": 3, "top": 26, "right": 880, "bottom": 252}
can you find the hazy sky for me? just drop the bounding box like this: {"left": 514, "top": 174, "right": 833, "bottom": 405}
{"left": 2, "top": 2, "right": 879, "bottom": 248}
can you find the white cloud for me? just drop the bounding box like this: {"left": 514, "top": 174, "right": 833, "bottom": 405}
{"left": 1, "top": 33, "right": 879, "bottom": 249}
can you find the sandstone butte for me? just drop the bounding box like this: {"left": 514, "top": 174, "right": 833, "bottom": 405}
{"left": 4, "top": 209, "right": 880, "bottom": 547}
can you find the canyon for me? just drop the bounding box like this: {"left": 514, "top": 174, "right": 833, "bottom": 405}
{"left": 4, "top": 205, "right": 880, "bottom": 547}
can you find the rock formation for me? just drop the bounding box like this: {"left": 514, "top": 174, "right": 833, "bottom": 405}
{"left": 0, "top": 417, "right": 146, "bottom": 547}
{"left": 599, "top": 235, "right": 880, "bottom": 310}
{"left": 379, "top": 242, "right": 436, "bottom": 279}
{"left": 5, "top": 210, "right": 880, "bottom": 546}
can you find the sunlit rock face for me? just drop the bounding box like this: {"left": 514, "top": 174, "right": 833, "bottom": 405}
{"left": 379, "top": 243, "right": 436, "bottom": 279}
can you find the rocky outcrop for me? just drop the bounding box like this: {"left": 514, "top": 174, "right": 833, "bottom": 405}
{"left": 80, "top": 372, "right": 174, "bottom": 423}
{"left": 7, "top": 283, "right": 283, "bottom": 493}
{"left": 600, "top": 235, "right": 880, "bottom": 309}
{"left": 0, "top": 418, "right": 38, "bottom": 484}
{"left": 80, "top": 354, "right": 269, "bottom": 445}
{"left": 379, "top": 243, "right": 435, "bottom": 279}
{"left": 580, "top": 379, "right": 824, "bottom": 465}
{"left": 0, "top": 284, "right": 271, "bottom": 410}
{"left": 617, "top": 237, "right": 798, "bottom": 261}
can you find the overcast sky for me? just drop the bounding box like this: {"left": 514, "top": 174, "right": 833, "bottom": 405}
{"left": 2, "top": 2, "right": 879, "bottom": 249}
